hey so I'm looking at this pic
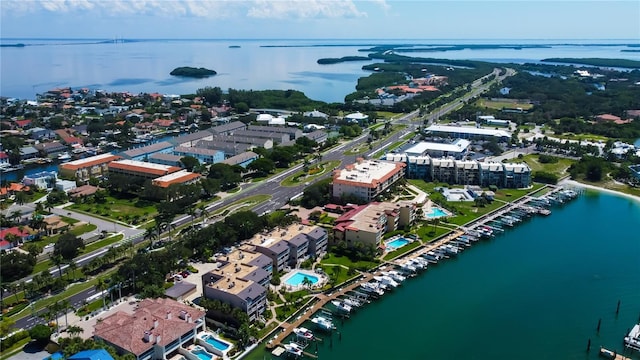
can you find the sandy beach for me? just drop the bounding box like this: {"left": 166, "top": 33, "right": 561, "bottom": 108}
{"left": 560, "top": 179, "right": 640, "bottom": 203}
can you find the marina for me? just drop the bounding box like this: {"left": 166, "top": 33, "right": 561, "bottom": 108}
{"left": 250, "top": 189, "right": 640, "bottom": 359}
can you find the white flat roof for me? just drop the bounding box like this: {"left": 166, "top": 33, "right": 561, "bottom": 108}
{"left": 64, "top": 152, "right": 116, "bottom": 166}
{"left": 427, "top": 125, "right": 511, "bottom": 137}
{"left": 405, "top": 139, "right": 470, "bottom": 154}
{"left": 152, "top": 170, "right": 197, "bottom": 182}
{"left": 335, "top": 159, "right": 400, "bottom": 185}
{"left": 111, "top": 159, "right": 176, "bottom": 171}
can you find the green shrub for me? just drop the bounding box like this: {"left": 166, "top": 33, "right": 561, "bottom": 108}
{"left": 0, "top": 330, "right": 30, "bottom": 351}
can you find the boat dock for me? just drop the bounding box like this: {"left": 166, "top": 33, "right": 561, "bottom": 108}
{"left": 266, "top": 273, "right": 374, "bottom": 350}
{"left": 599, "top": 347, "right": 631, "bottom": 360}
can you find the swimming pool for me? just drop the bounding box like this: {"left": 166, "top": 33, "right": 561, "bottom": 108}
{"left": 192, "top": 348, "right": 213, "bottom": 360}
{"left": 285, "top": 271, "right": 319, "bottom": 286}
{"left": 386, "top": 238, "right": 410, "bottom": 250}
{"left": 426, "top": 207, "right": 449, "bottom": 218}
{"left": 203, "top": 335, "right": 230, "bottom": 351}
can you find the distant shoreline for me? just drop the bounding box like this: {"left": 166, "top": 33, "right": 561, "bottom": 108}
{"left": 560, "top": 179, "right": 640, "bottom": 203}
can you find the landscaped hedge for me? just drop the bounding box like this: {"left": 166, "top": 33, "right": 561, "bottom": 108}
{"left": 1, "top": 330, "right": 30, "bottom": 351}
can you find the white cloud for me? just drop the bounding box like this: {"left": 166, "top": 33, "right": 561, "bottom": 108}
{"left": 247, "top": 0, "right": 366, "bottom": 19}
{"left": 2, "top": 0, "right": 370, "bottom": 19}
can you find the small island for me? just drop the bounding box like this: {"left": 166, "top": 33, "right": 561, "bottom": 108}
{"left": 170, "top": 66, "right": 217, "bottom": 78}
{"left": 229, "top": 45, "right": 241, "bottom": 48}
{"left": 317, "top": 56, "right": 371, "bottom": 65}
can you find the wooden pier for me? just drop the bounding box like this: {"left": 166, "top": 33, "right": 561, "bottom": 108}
{"left": 599, "top": 347, "right": 631, "bottom": 360}
{"left": 266, "top": 273, "right": 374, "bottom": 350}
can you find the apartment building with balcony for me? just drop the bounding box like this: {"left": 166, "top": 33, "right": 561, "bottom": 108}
{"left": 332, "top": 158, "right": 406, "bottom": 202}
{"left": 58, "top": 153, "right": 122, "bottom": 182}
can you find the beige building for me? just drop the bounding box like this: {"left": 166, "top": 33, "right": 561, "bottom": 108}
{"left": 332, "top": 158, "right": 406, "bottom": 202}
{"left": 333, "top": 202, "right": 416, "bottom": 247}
{"left": 58, "top": 153, "right": 121, "bottom": 182}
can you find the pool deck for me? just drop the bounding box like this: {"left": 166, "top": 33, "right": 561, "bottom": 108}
{"left": 266, "top": 272, "right": 374, "bottom": 350}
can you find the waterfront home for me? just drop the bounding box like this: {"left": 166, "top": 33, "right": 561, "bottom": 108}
{"left": 34, "top": 141, "right": 68, "bottom": 157}
{"left": 19, "top": 146, "right": 39, "bottom": 161}
{"left": 93, "top": 298, "right": 205, "bottom": 360}
{"left": 22, "top": 171, "right": 57, "bottom": 190}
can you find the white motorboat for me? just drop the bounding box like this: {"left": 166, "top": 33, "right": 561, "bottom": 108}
{"left": 373, "top": 275, "right": 399, "bottom": 288}
{"left": 342, "top": 297, "right": 362, "bottom": 308}
{"left": 57, "top": 152, "right": 71, "bottom": 162}
{"left": 399, "top": 263, "right": 417, "bottom": 274}
{"left": 331, "top": 300, "right": 352, "bottom": 313}
{"left": 625, "top": 323, "right": 640, "bottom": 351}
{"left": 311, "top": 316, "right": 334, "bottom": 331}
{"left": 360, "top": 282, "right": 384, "bottom": 296}
{"left": 293, "top": 327, "right": 314, "bottom": 340}
{"left": 284, "top": 342, "right": 304, "bottom": 356}
{"left": 442, "top": 244, "right": 460, "bottom": 256}
{"left": 382, "top": 270, "right": 406, "bottom": 282}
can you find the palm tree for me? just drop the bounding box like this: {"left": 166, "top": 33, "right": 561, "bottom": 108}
{"left": 15, "top": 191, "right": 28, "bottom": 206}
{"left": 301, "top": 276, "right": 313, "bottom": 289}
{"left": 59, "top": 299, "right": 71, "bottom": 329}
{"left": 52, "top": 254, "right": 65, "bottom": 278}
{"left": 66, "top": 325, "right": 84, "bottom": 338}
{"left": 95, "top": 278, "right": 108, "bottom": 310}
{"left": 9, "top": 210, "right": 22, "bottom": 224}
{"left": 68, "top": 260, "right": 78, "bottom": 281}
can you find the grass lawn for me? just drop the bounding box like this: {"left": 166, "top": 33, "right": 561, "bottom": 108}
{"left": 31, "top": 259, "right": 53, "bottom": 275}
{"left": 211, "top": 194, "right": 271, "bottom": 217}
{"left": 319, "top": 265, "right": 358, "bottom": 285}
{"left": 69, "top": 195, "right": 157, "bottom": 224}
{"left": 281, "top": 160, "right": 340, "bottom": 187}
{"left": 382, "top": 241, "right": 422, "bottom": 261}
{"left": 551, "top": 133, "right": 610, "bottom": 142}
{"left": 256, "top": 322, "right": 279, "bottom": 339}
{"left": 0, "top": 336, "right": 32, "bottom": 360}
{"left": 82, "top": 234, "right": 124, "bottom": 254}
{"left": 320, "top": 253, "right": 378, "bottom": 271}
{"left": 477, "top": 99, "right": 534, "bottom": 110}
{"left": 372, "top": 140, "right": 406, "bottom": 158}
{"left": 513, "top": 154, "right": 577, "bottom": 177}
{"left": 9, "top": 271, "right": 116, "bottom": 322}
{"left": 415, "top": 225, "right": 453, "bottom": 243}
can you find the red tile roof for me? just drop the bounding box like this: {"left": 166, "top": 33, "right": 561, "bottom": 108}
{"left": 0, "top": 227, "right": 30, "bottom": 241}
{"left": 59, "top": 154, "right": 122, "bottom": 171}
{"left": 15, "top": 119, "right": 32, "bottom": 128}
{"left": 93, "top": 298, "right": 205, "bottom": 356}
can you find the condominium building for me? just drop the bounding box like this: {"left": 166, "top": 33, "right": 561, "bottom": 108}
{"left": 248, "top": 224, "right": 328, "bottom": 270}
{"left": 201, "top": 258, "right": 269, "bottom": 322}
{"left": 425, "top": 124, "right": 511, "bottom": 141}
{"left": 385, "top": 153, "right": 531, "bottom": 188}
{"left": 120, "top": 141, "right": 175, "bottom": 161}
{"left": 404, "top": 139, "right": 471, "bottom": 160}
{"left": 332, "top": 159, "right": 406, "bottom": 202}
{"left": 108, "top": 160, "right": 181, "bottom": 180}
{"left": 93, "top": 298, "right": 205, "bottom": 360}
{"left": 173, "top": 146, "right": 224, "bottom": 164}
{"left": 151, "top": 170, "right": 201, "bottom": 188}
{"left": 58, "top": 153, "right": 122, "bottom": 182}
{"left": 333, "top": 202, "right": 416, "bottom": 247}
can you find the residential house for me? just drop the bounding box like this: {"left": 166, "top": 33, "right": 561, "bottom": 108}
{"left": 68, "top": 349, "right": 114, "bottom": 360}
{"left": 93, "top": 298, "right": 205, "bottom": 360}
{"left": 43, "top": 215, "right": 70, "bottom": 235}
{"left": 35, "top": 141, "right": 68, "bottom": 156}
{"left": 22, "top": 171, "right": 57, "bottom": 190}
{"left": 19, "top": 146, "right": 39, "bottom": 160}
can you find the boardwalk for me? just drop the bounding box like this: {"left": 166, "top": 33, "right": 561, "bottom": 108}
{"left": 267, "top": 273, "right": 374, "bottom": 349}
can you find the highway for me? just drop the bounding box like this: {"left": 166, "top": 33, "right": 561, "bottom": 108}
{"left": 9, "top": 67, "right": 512, "bottom": 331}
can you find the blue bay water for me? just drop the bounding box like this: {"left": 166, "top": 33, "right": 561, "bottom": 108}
{"left": 248, "top": 191, "right": 640, "bottom": 360}
{"left": 1, "top": 39, "right": 638, "bottom": 103}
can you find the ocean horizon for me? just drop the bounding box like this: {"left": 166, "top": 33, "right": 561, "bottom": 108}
{"left": 1, "top": 38, "right": 638, "bottom": 103}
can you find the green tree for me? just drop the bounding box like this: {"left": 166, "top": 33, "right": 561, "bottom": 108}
{"left": 179, "top": 156, "right": 200, "bottom": 172}
{"left": 29, "top": 324, "right": 52, "bottom": 344}
{"left": 247, "top": 157, "right": 275, "bottom": 177}
{"left": 54, "top": 232, "right": 85, "bottom": 261}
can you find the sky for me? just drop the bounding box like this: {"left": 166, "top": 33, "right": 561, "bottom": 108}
{"left": 0, "top": 0, "right": 639, "bottom": 40}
